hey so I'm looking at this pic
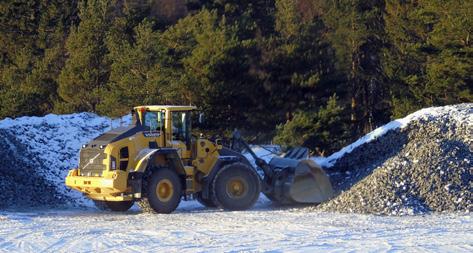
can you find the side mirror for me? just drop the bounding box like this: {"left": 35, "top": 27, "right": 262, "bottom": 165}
{"left": 198, "top": 112, "right": 205, "bottom": 124}
{"left": 215, "top": 138, "right": 223, "bottom": 149}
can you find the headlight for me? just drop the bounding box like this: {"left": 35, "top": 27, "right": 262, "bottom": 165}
{"left": 82, "top": 144, "right": 87, "bottom": 148}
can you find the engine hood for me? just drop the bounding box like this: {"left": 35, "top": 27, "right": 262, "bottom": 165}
{"left": 87, "top": 126, "right": 137, "bottom": 147}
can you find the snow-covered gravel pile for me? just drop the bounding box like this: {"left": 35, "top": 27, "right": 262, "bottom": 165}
{"left": 317, "top": 103, "right": 472, "bottom": 215}
{"left": 0, "top": 113, "right": 129, "bottom": 209}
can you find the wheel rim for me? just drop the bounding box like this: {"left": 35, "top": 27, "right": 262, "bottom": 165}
{"left": 226, "top": 177, "right": 248, "bottom": 199}
{"left": 156, "top": 179, "right": 174, "bottom": 202}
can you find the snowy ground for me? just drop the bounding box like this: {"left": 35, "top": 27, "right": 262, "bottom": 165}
{"left": 1, "top": 197, "right": 472, "bottom": 253}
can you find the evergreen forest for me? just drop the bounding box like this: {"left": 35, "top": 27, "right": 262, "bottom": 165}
{"left": 1, "top": 0, "right": 471, "bottom": 154}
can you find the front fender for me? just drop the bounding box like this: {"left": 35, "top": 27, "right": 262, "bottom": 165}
{"left": 134, "top": 148, "right": 186, "bottom": 175}
{"left": 134, "top": 148, "right": 159, "bottom": 172}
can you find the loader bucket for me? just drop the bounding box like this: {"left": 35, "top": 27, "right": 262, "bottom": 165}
{"left": 267, "top": 157, "right": 334, "bottom": 204}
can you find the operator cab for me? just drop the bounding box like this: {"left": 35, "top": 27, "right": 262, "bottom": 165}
{"left": 133, "top": 105, "right": 197, "bottom": 159}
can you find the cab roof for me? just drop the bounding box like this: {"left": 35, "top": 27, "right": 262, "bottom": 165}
{"left": 134, "top": 105, "right": 197, "bottom": 112}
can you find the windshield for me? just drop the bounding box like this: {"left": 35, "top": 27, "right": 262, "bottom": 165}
{"left": 144, "top": 111, "right": 164, "bottom": 131}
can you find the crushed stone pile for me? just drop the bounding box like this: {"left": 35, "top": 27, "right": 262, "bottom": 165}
{"left": 0, "top": 113, "right": 127, "bottom": 209}
{"left": 317, "top": 103, "right": 472, "bottom": 215}
{"left": 0, "top": 130, "right": 61, "bottom": 208}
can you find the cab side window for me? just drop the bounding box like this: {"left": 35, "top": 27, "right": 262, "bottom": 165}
{"left": 172, "top": 112, "right": 189, "bottom": 141}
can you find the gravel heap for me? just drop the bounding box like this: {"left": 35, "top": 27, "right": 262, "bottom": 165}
{"left": 318, "top": 103, "right": 472, "bottom": 215}
{"left": 0, "top": 129, "right": 64, "bottom": 209}
{"left": 0, "top": 113, "right": 123, "bottom": 209}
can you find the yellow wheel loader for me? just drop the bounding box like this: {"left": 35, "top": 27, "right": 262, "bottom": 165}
{"left": 65, "top": 105, "right": 334, "bottom": 213}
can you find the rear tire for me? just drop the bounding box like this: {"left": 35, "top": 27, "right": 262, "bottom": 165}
{"left": 138, "top": 168, "right": 182, "bottom": 214}
{"left": 212, "top": 162, "right": 261, "bottom": 211}
{"left": 93, "top": 200, "right": 134, "bottom": 212}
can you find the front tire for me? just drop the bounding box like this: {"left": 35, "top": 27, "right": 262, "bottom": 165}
{"left": 138, "top": 168, "right": 182, "bottom": 214}
{"left": 93, "top": 200, "right": 134, "bottom": 212}
{"left": 212, "top": 162, "right": 261, "bottom": 211}
{"left": 196, "top": 192, "right": 217, "bottom": 208}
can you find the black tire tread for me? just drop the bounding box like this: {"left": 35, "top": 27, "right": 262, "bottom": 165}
{"left": 212, "top": 162, "right": 261, "bottom": 211}
{"left": 139, "top": 168, "right": 182, "bottom": 214}
{"left": 196, "top": 192, "right": 217, "bottom": 208}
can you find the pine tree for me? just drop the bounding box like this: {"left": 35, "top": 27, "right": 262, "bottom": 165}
{"left": 254, "top": 0, "right": 343, "bottom": 131}
{"left": 57, "top": 0, "right": 112, "bottom": 113}
{"left": 157, "top": 9, "right": 257, "bottom": 129}
{"left": 273, "top": 95, "right": 347, "bottom": 154}
{"left": 186, "top": 0, "right": 276, "bottom": 37}
{"left": 323, "top": 0, "right": 390, "bottom": 135}
{"left": 0, "top": 0, "right": 77, "bottom": 118}
{"left": 420, "top": 0, "right": 472, "bottom": 104}
{"left": 0, "top": 0, "right": 37, "bottom": 117}
{"left": 384, "top": 0, "right": 472, "bottom": 118}
{"left": 98, "top": 19, "right": 166, "bottom": 117}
